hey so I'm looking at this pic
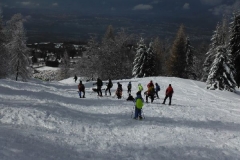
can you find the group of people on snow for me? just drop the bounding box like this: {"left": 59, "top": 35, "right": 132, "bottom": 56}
{"left": 76, "top": 76, "right": 174, "bottom": 120}
{"left": 132, "top": 83, "right": 174, "bottom": 120}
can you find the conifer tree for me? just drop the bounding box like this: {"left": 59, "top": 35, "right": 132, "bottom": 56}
{"left": 152, "top": 37, "right": 163, "bottom": 76}
{"left": 206, "top": 46, "right": 236, "bottom": 92}
{"left": 229, "top": 13, "right": 240, "bottom": 88}
{"left": 145, "top": 42, "right": 156, "bottom": 77}
{"left": 167, "top": 24, "right": 186, "bottom": 78}
{"left": 5, "top": 14, "right": 31, "bottom": 81}
{"left": 185, "top": 37, "right": 196, "bottom": 79}
{"left": 203, "top": 18, "right": 229, "bottom": 81}
{"left": 132, "top": 38, "right": 148, "bottom": 78}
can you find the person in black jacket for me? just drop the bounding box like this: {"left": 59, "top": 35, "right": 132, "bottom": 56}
{"left": 126, "top": 94, "right": 134, "bottom": 101}
{"left": 105, "top": 79, "right": 113, "bottom": 96}
{"left": 74, "top": 75, "right": 78, "bottom": 83}
{"left": 93, "top": 77, "right": 103, "bottom": 96}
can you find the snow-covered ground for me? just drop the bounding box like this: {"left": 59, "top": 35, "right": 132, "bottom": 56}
{"left": 0, "top": 76, "right": 240, "bottom": 160}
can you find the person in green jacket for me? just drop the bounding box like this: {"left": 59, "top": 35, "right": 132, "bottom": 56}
{"left": 134, "top": 91, "right": 144, "bottom": 120}
{"left": 138, "top": 83, "right": 143, "bottom": 93}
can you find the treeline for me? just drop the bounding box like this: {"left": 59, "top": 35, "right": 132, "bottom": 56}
{"left": 1, "top": 10, "right": 239, "bottom": 92}
{"left": 74, "top": 24, "right": 206, "bottom": 81}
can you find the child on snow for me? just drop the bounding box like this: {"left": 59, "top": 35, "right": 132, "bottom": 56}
{"left": 134, "top": 91, "right": 144, "bottom": 120}
{"left": 126, "top": 94, "right": 134, "bottom": 101}
{"left": 78, "top": 81, "right": 85, "bottom": 98}
{"left": 116, "top": 82, "right": 123, "bottom": 99}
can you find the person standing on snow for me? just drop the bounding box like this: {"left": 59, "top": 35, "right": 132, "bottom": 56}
{"left": 162, "top": 84, "right": 174, "bottom": 105}
{"left": 145, "top": 80, "right": 155, "bottom": 103}
{"left": 105, "top": 78, "right": 113, "bottom": 96}
{"left": 127, "top": 82, "right": 132, "bottom": 94}
{"left": 133, "top": 91, "right": 144, "bottom": 120}
{"left": 93, "top": 77, "right": 103, "bottom": 96}
{"left": 74, "top": 75, "right": 78, "bottom": 83}
{"left": 116, "top": 82, "right": 123, "bottom": 99}
{"left": 78, "top": 80, "right": 85, "bottom": 98}
{"left": 155, "top": 83, "right": 160, "bottom": 99}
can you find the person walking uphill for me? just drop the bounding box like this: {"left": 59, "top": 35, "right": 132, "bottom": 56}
{"left": 94, "top": 77, "right": 103, "bottom": 96}
{"left": 162, "top": 84, "right": 174, "bottom": 105}
{"left": 74, "top": 75, "right": 78, "bottom": 83}
{"left": 134, "top": 91, "right": 144, "bottom": 120}
{"left": 78, "top": 80, "right": 85, "bottom": 98}
{"left": 105, "top": 79, "right": 113, "bottom": 96}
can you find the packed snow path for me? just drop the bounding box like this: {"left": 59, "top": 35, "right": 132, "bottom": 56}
{"left": 0, "top": 77, "right": 240, "bottom": 160}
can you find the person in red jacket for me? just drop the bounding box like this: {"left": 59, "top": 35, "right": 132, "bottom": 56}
{"left": 78, "top": 81, "right": 85, "bottom": 98}
{"left": 162, "top": 84, "right": 174, "bottom": 105}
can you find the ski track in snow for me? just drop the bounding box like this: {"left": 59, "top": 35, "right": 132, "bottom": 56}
{"left": 0, "top": 77, "right": 240, "bottom": 160}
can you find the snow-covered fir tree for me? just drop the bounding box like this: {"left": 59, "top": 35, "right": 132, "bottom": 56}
{"left": 58, "top": 50, "right": 70, "bottom": 80}
{"left": 145, "top": 42, "right": 156, "bottom": 77}
{"left": 202, "top": 19, "right": 229, "bottom": 82}
{"left": 185, "top": 37, "right": 196, "bottom": 79}
{"left": 132, "top": 38, "right": 148, "bottom": 78}
{"left": 5, "top": 14, "right": 31, "bottom": 81}
{"left": 228, "top": 12, "right": 240, "bottom": 88}
{"left": 206, "top": 46, "right": 236, "bottom": 92}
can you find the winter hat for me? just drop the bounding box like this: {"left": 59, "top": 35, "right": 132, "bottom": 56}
{"left": 138, "top": 83, "right": 141, "bottom": 86}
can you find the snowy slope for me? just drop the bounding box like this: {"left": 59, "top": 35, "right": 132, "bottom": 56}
{"left": 0, "top": 77, "right": 240, "bottom": 160}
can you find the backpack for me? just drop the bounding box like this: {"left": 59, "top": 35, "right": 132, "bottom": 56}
{"left": 109, "top": 82, "right": 113, "bottom": 88}
{"left": 156, "top": 85, "right": 160, "bottom": 91}
{"left": 78, "top": 84, "right": 85, "bottom": 91}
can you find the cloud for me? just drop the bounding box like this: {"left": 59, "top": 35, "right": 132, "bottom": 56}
{"left": 15, "top": 1, "right": 39, "bottom": 7}
{"left": 210, "top": 0, "right": 240, "bottom": 15}
{"left": 151, "top": 1, "right": 159, "bottom": 4}
{"left": 183, "top": 3, "right": 190, "bottom": 9}
{"left": 21, "top": 2, "right": 31, "bottom": 6}
{"left": 133, "top": 4, "right": 153, "bottom": 11}
{"left": 52, "top": 3, "right": 58, "bottom": 6}
{"left": 200, "top": 0, "right": 223, "bottom": 6}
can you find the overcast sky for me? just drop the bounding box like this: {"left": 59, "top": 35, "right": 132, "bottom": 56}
{"left": 1, "top": 0, "right": 239, "bottom": 43}
{"left": 0, "top": 0, "right": 239, "bottom": 16}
